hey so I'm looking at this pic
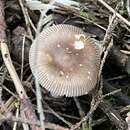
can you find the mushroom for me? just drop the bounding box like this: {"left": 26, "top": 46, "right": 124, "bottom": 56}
{"left": 29, "top": 24, "right": 101, "bottom": 97}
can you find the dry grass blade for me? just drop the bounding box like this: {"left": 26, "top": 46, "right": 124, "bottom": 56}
{"left": 1, "top": 42, "right": 27, "bottom": 98}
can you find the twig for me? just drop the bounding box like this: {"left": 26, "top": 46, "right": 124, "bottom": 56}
{"left": 102, "top": 14, "right": 118, "bottom": 46}
{"left": 0, "top": 66, "right": 7, "bottom": 104}
{"left": 26, "top": 11, "right": 37, "bottom": 33}
{"left": 103, "top": 89, "right": 121, "bottom": 98}
{"left": 36, "top": 0, "right": 56, "bottom": 34}
{"left": 31, "top": 1, "right": 57, "bottom": 130}
{"left": 0, "top": 86, "right": 2, "bottom": 104}
{"left": 18, "top": 0, "right": 33, "bottom": 40}
{"left": 0, "top": 0, "right": 6, "bottom": 40}
{"left": 43, "top": 109, "right": 80, "bottom": 120}
{"left": 13, "top": 107, "right": 20, "bottom": 130}
{"left": 2, "top": 85, "right": 18, "bottom": 98}
{"left": 120, "top": 50, "right": 130, "bottom": 55}
{"left": 0, "top": 96, "right": 17, "bottom": 114}
{"left": 71, "top": 87, "right": 125, "bottom": 130}
{"left": 127, "top": 0, "right": 130, "bottom": 17}
{"left": 74, "top": 97, "right": 85, "bottom": 118}
{"left": 70, "top": 94, "right": 102, "bottom": 130}
{"left": 44, "top": 101, "right": 72, "bottom": 128}
{"left": 20, "top": 34, "right": 26, "bottom": 81}
{"left": 99, "top": 13, "right": 118, "bottom": 77}
{"left": 70, "top": 4, "right": 120, "bottom": 130}
{"left": 92, "top": 117, "right": 107, "bottom": 127}
{"left": 97, "top": 0, "right": 130, "bottom": 27}
{"left": 0, "top": 42, "right": 40, "bottom": 130}
{"left": 35, "top": 80, "right": 45, "bottom": 130}
{"left": 1, "top": 42, "right": 27, "bottom": 98}
{"left": 0, "top": 1, "right": 39, "bottom": 130}
{"left": 99, "top": 39, "right": 113, "bottom": 77}
{"left": 99, "top": 100, "right": 127, "bottom": 130}
{"left": 0, "top": 114, "right": 69, "bottom": 130}
{"left": 104, "top": 81, "right": 130, "bottom": 105}
{"left": 54, "top": 2, "right": 107, "bottom": 32}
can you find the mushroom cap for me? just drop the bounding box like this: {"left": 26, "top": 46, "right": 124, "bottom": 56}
{"left": 29, "top": 24, "right": 101, "bottom": 97}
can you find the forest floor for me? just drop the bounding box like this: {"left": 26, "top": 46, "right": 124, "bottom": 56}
{"left": 0, "top": 0, "right": 130, "bottom": 130}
